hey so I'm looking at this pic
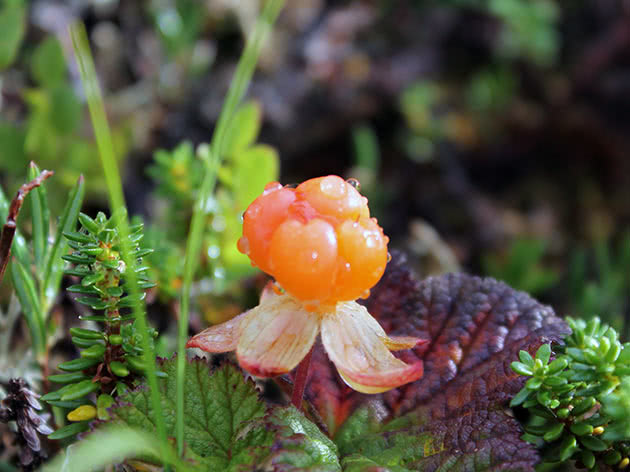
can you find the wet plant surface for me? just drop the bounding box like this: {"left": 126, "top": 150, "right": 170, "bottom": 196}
{"left": 2, "top": 1, "right": 630, "bottom": 471}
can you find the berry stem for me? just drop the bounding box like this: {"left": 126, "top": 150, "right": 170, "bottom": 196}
{"left": 291, "top": 347, "right": 313, "bottom": 410}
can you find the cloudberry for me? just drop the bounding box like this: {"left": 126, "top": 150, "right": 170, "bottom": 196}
{"left": 237, "top": 175, "right": 388, "bottom": 305}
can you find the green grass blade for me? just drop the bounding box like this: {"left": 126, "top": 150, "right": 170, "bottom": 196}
{"left": 176, "top": 0, "right": 285, "bottom": 456}
{"left": 0, "top": 184, "right": 30, "bottom": 269}
{"left": 10, "top": 260, "right": 45, "bottom": 356}
{"left": 69, "top": 22, "right": 168, "bottom": 458}
{"left": 41, "top": 425, "right": 193, "bottom": 472}
{"left": 41, "top": 175, "right": 85, "bottom": 312}
{"left": 27, "top": 162, "right": 50, "bottom": 274}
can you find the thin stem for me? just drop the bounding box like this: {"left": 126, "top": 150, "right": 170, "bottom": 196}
{"left": 175, "top": 0, "right": 285, "bottom": 457}
{"left": 69, "top": 23, "right": 169, "bottom": 460}
{"left": 291, "top": 348, "right": 313, "bottom": 410}
{"left": 0, "top": 170, "right": 53, "bottom": 284}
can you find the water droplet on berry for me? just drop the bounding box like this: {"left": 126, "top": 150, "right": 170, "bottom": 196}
{"left": 237, "top": 236, "right": 250, "bottom": 255}
{"left": 346, "top": 178, "right": 361, "bottom": 191}
{"left": 387, "top": 252, "right": 392, "bottom": 262}
{"left": 263, "top": 182, "right": 282, "bottom": 195}
{"left": 360, "top": 289, "right": 370, "bottom": 299}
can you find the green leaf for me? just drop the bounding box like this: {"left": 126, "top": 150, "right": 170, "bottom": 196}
{"left": 261, "top": 406, "right": 340, "bottom": 471}
{"left": 97, "top": 394, "right": 115, "bottom": 420}
{"left": 11, "top": 259, "right": 46, "bottom": 355}
{"left": 232, "top": 144, "right": 279, "bottom": 211}
{"left": 75, "top": 297, "right": 112, "bottom": 310}
{"left": 352, "top": 124, "right": 380, "bottom": 172}
{"left": 42, "top": 175, "right": 85, "bottom": 310}
{"left": 47, "top": 421, "right": 89, "bottom": 441}
{"left": 43, "top": 426, "right": 187, "bottom": 471}
{"left": 518, "top": 349, "right": 535, "bottom": 367}
{"left": 543, "top": 422, "right": 564, "bottom": 442}
{"left": 570, "top": 423, "right": 593, "bottom": 436}
{"left": 546, "top": 357, "right": 567, "bottom": 374}
{"left": 511, "top": 361, "right": 533, "bottom": 376}
{"left": 78, "top": 212, "right": 100, "bottom": 234}
{"left": 0, "top": 122, "right": 26, "bottom": 172}
{"left": 48, "top": 373, "right": 90, "bottom": 384}
{"left": 109, "top": 361, "right": 129, "bottom": 377}
{"left": 63, "top": 231, "right": 93, "bottom": 244}
{"left": 30, "top": 37, "right": 66, "bottom": 87}
{"left": 80, "top": 344, "right": 105, "bottom": 360}
{"left": 580, "top": 450, "right": 596, "bottom": 469}
{"left": 58, "top": 357, "right": 100, "bottom": 372}
{"left": 28, "top": 162, "right": 50, "bottom": 274}
{"left": 578, "top": 435, "right": 607, "bottom": 451}
{"left": 69, "top": 327, "right": 104, "bottom": 340}
{"left": 223, "top": 101, "right": 262, "bottom": 157}
{"left": 509, "top": 387, "right": 531, "bottom": 407}
{"left": 81, "top": 272, "right": 104, "bottom": 286}
{"left": 107, "top": 358, "right": 339, "bottom": 471}
{"left": 536, "top": 343, "right": 552, "bottom": 364}
{"left": 66, "top": 284, "right": 99, "bottom": 295}
{"left": 49, "top": 84, "right": 81, "bottom": 134}
{"left": 60, "top": 379, "right": 100, "bottom": 401}
{"left": 71, "top": 336, "right": 103, "bottom": 349}
{"left": 0, "top": 0, "right": 26, "bottom": 69}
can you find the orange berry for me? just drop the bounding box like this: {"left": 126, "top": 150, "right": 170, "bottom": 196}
{"left": 332, "top": 217, "right": 388, "bottom": 302}
{"left": 239, "top": 183, "right": 296, "bottom": 272}
{"left": 269, "top": 218, "right": 338, "bottom": 301}
{"left": 239, "top": 176, "right": 389, "bottom": 305}
{"left": 296, "top": 175, "right": 369, "bottom": 223}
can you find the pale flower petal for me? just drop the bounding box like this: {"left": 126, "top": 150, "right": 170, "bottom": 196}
{"left": 186, "top": 310, "right": 250, "bottom": 352}
{"left": 320, "top": 301, "right": 424, "bottom": 394}
{"left": 384, "top": 335, "right": 426, "bottom": 351}
{"left": 237, "top": 292, "right": 319, "bottom": 378}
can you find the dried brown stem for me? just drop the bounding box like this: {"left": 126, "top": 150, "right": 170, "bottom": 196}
{"left": 0, "top": 168, "right": 54, "bottom": 284}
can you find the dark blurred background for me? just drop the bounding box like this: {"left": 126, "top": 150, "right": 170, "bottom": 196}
{"left": 2, "top": 0, "right": 630, "bottom": 333}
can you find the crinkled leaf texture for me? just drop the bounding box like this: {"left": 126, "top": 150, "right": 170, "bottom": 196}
{"left": 297, "top": 251, "right": 570, "bottom": 471}
{"left": 103, "top": 357, "right": 340, "bottom": 471}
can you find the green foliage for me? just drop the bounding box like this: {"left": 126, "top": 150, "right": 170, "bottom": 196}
{"left": 1, "top": 163, "right": 85, "bottom": 358}
{"left": 483, "top": 238, "right": 559, "bottom": 296}
{"left": 351, "top": 124, "right": 389, "bottom": 222}
{"left": 42, "top": 210, "right": 158, "bottom": 439}
{"left": 30, "top": 37, "right": 66, "bottom": 88}
{"left": 0, "top": 0, "right": 26, "bottom": 70}
{"left": 176, "top": 0, "right": 284, "bottom": 457}
{"left": 70, "top": 20, "right": 169, "bottom": 451}
{"left": 148, "top": 0, "right": 208, "bottom": 61}
{"left": 148, "top": 141, "right": 203, "bottom": 211}
{"left": 568, "top": 234, "right": 630, "bottom": 333}
{"left": 142, "top": 224, "right": 183, "bottom": 302}
{"left": 511, "top": 317, "right": 630, "bottom": 470}
{"left": 488, "top": 0, "right": 559, "bottom": 67}
{"left": 0, "top": 31, "right": 130, "bottom": 207}
{"left": 146, "top": 100, "right": 280, "bottom": 300}
{"left": 105, "top": 358, "right": 340, "bottom": 471}
{"left": 41, "top": 425, "right": 190, "bottom": 472}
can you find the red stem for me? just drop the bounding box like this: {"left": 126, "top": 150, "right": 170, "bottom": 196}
{"left": 291, "top": 347, "right": 313, "bottom": 410}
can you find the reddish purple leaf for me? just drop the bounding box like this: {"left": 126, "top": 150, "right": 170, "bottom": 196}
{"left": 292, "top": 251, "right": 569, "bottom": 470}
